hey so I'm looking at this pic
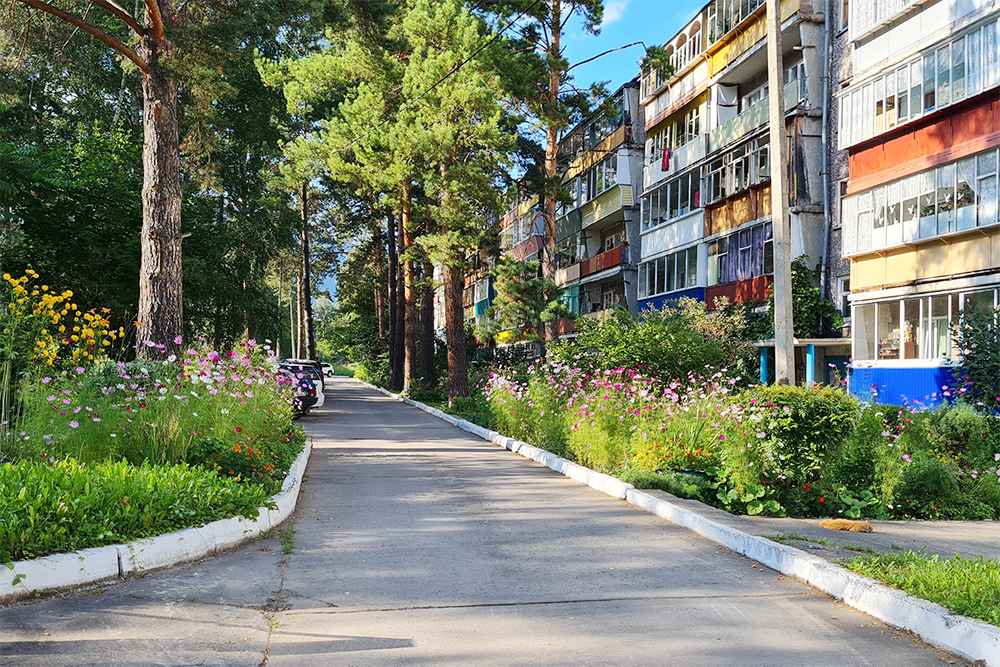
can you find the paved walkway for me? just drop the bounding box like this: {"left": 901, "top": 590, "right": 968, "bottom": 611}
{"left": 0, "top": 378, "right": 968, "bottom": 665}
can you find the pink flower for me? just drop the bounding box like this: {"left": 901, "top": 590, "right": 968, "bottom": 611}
{"left": 68, "top": 421, "right": 79, "bottom": 429}
{"left": 174, "top": 335, "right": 184, "bottom": 345}
{"left": 902, "top": 454, "right": 911, "bottom": 463}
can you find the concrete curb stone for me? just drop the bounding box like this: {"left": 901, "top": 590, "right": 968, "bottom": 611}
{"left": 1, "top": 436, "right": 312, "bottom": 604}
{"left": 356, "top": 378, "right": 1000, "bottom": 666}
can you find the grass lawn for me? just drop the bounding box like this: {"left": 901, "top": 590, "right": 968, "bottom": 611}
{"left": 846, "top": 550, "right": 1000, "bottom": 626}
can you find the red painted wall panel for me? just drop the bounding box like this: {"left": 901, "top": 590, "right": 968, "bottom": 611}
{"left": 705, "top": 275, "right": 773, "bottom": 309}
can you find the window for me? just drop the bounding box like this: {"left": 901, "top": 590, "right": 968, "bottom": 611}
{"left": 842, "top": 146, "right": 1000, "bottom": 255}
{"left": 839, "top": 19, "right": 1000, "bottom": 148}
{"left": 741, "top": 84, "right": 768, "bottom": 112}
{"left": 638, "top": 246, "right": 699, "bottom": 298}
{"left": 707, "top": 221, "right": 773, "bottom": 286}
{"left": 838, "top": 277, "right": 851, "bottom": 320}
{"left": 851, "top": 293, "right": 998, "bottom": 361}
{"left": 641, "top": 170, "right": 702, "bottom": 231}
{"left": 840, "top": 0, "right": 848, "bottom": 31}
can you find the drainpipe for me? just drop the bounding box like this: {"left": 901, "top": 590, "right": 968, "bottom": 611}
{"left": 818, "top": 0, "right": 833, "bottom": 304}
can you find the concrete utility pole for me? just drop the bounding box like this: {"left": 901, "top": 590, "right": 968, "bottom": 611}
{"left": 766, "top": 0, "right": 796, "bottom": 385}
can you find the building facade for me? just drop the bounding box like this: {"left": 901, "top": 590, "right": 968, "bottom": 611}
{"left": 551, "top": 80, "right": 647, "bottom": 335}
{"left": 637, "top": 0, "right": 829, "bottom": 314}
{"left": 838, "top": 0, "right": 1000, "bottom": 404}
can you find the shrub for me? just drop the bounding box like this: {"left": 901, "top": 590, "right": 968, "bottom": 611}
{"left": 0, "top": 457, "right": 270, "bottom": 562}
{"left": 551, "top": 300, "right": 752, "bottom": 381}
{"left": 617, "top": 468, "right": 714, "bottom": 502}
{"left": 895, "top": 451, "right": 960, "bottom": 510}
{"left": 188, "top": 426, "right": 305, "bottom": 494}
{"left": 954, "top": 302, "right": 1000, "bottom": 407}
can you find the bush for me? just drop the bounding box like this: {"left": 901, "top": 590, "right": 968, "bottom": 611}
{"left": 617, "top": 468, "right": 714, "bottom": 502}
{"left": 0, "top": 457, "right": 271, "bottom": 562}
{"left": 551, "top": 299, "right": 754, "bottom": 381}
{"left": 188, "top": 426, "right": 305, "bottom": 494}
{"left": 894, "top": 451, "right": 960, "bottom": 510}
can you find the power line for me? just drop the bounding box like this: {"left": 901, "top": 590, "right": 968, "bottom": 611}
{"left": 334, "top": 0, "right": 543, "bottom": 155}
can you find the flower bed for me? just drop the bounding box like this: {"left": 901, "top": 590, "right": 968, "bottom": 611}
{"left": 482, "top": 362, "right": 1000, "bottom": 520}
{"left": 0, "top": 272, "right": 305, "bottom": 562}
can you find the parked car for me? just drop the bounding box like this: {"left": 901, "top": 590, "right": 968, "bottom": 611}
{"left": 279, "top": 360, "right": 325, "bottom": 408}
{"left": 281, "top": 369, "right": 318, "bottom": 417}
{"left": 321, "top": 362, "right": 335, "bottom": 377}
{"left": 282, "top": 358, "right": 325, "bottom": 390}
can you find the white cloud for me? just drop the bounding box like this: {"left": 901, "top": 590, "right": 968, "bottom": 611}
{"left": 601, "top": 0, "right": 629, "bottom": 27}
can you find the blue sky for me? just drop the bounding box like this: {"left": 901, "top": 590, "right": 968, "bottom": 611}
{"left": 561, "top": 0, "right": 707, "bottom": 93}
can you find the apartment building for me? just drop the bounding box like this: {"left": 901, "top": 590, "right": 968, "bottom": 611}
{"left": 636, "top": 0, "right": 852, "bottom": 381}
{"left": 551, "top": 80, "right": 647, "bottom": 335}
{"left": 838, "top": 0, "right": 1000, "bottom": 404}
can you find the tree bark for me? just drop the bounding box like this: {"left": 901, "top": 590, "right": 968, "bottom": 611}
{"left": 401, "top": 179, "right": 418, "bottom": 393}
{"left": 387, "top": 214, "right": 403, "bottom": 391}
{"left": 443, "top": 263, "right": 468, "bottom": 402}
{"left": 136, "top": 1, "right": 182, "bottom": 358}
{"left": 371, "top": 222, "right": 386, "bottom": 350}
{"left": 300, "top": 182, "right": 316, "bottom": 360}
{"left": 296, "top": 266, "right": 304, "bottom": 359}
{"left": 539, "top": 0, "right": 563, "bottom": 345}
{"left": 419, "top": 259, "right": 436, "bottom": 387}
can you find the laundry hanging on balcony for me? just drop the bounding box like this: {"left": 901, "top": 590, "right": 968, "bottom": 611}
{"left": 661, "top": 148, "right": 673, "bottom": 172}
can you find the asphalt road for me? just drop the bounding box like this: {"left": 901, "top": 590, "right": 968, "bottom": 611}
{"left": 0, "top": 377, "right": 964, "bottom": 665}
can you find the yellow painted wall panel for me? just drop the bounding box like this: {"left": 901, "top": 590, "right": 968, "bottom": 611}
{"left": 852, "top": 256, "right": 886, "bottom": 290}
{"left": 950, "top": 237, "right": 991, "bottom": 274}
{"left": 915, "top": 244, "right": 950, "bottom": 281}
{"left": 884, "top": 249, "right": 916, "bottom": 282}
{"left": 709, "top": 0, "right": 799, "bottom": 76}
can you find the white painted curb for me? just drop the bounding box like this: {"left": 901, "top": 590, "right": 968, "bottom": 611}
{"left": 1, "top": 437, "right": 312, "bottom": 603}
{"left": 355, "top": 378, "right": 1000, "bottom": 666}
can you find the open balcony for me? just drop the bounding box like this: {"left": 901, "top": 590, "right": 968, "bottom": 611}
{"left": 707, "top": 79, "right": 803, "bottom": 154}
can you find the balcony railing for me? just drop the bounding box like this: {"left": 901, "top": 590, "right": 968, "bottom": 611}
{"left": 644, "top": 135, "right": 707, "bottom": 190}
{"left": 580, "top": 245, "right": 624, "bottom": 278}
{"left": 707, "top": 79, "right": 803, "bottom": 154}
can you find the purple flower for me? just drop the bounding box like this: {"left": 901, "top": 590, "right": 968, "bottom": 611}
{"left": 902, "top": 454, "right": 911, "bottom": 462}
{"left": 68, "top": 421, "right": 79, "bottom": 429}
{"left": 41, "top": 377, "right": 52, "bottom": 384}
{"left": 174, "top": 335, "right": 184, "bottom": 345}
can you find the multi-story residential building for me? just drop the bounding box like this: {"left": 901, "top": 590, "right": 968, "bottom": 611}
{"left": 551, "top": 80, "right": 647, "bottom": 335}
{"left": 837, "top": 0, "right": 1000, "bottom": 404}
{"left": 637, "top": 0, "right": 852, "bottom": 382}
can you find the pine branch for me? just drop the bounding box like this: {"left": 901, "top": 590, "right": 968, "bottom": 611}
{"left": 92, "top": 0, "right": 143, "bottom": 36}
{"left": 143, "top": 0, "right": 163, "bottom": 45}
{"left": 11, "top": 0, "right": 149, "bottom": 74}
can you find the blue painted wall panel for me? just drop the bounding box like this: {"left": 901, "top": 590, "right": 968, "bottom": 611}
{"left": 638, "top": 287, "right": 705, "bottom": 313}
{"left": 849, "top": 366, "right": 956, "bottom": 407}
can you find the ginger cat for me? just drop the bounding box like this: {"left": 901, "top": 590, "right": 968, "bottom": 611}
{"left": 819, "top": 518, "right": 874, "bottom": 533}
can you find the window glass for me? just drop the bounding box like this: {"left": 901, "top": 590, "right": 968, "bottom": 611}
{"left": 855, "top": 304, "right": 876, "bottom": 360}
{"left": 937, "top": 46, "right": 950, "bottom": 107}
{"left": 903, "top": 299, "right": 921, "bottom": 359}
{"left": 937, "top": 162, "right": 956, "bottom": 235}
{"left": 655, "top": 257, "right": 666, "bottom": 294}
{"left": 923, "top": 52, "right": 936, "bottom": 111}
{"left": 874, "top": 77, "right": 885, "bottom": 133}
{"left": 918, "top": 171, "right": 936, "bottom": 238}
{"left": 896, "top": 67, "right": 908, "bottom": 119}
{"left": 928, "top": 295, "right": 950, "bottom": 358}
{"left": 885, "top": 73, "right": 896, "bottom": 128}
{"left": 956, "top": 158, "right": 976, "bottom": 229}
{"left": 687, "top": 247, "right": 699, "bottom": 287}
{"left": 952, "top": 38, "right": 965, "bottom": 101}
{"left": 909, "top": 60, "right": 922, "bottom": 119}
{"left": 963, "top": 290, "right": 995, "bottom": 316}
{"left": 877, "top": 301, "right": 902, "bottom": 359}
{"left": 665, "top": 253, "right": 677, "bottom": 292}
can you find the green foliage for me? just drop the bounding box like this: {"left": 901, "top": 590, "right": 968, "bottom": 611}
{"left": 553, "top": 298, "right": 755, "bottom": 380}
{"left": 188, "top": 427, "right": 305, "bottom": 493}
{"left": 617, "top": 469, "right": 713, "bottom": 502}
{"left": 482, "top": 258, "right": 568, "bottom": 343}
{"left": 0, "top": 457, "right": 270, "bottom": 562}
{"left": 758, "top": 256, "right": 844, "bottom": 338}
{"left": 736, "top": 384, "right": 859, "bottom": 487}
{"left": 955, "top": 303, "right": 1000, "bottom": 407}
{"left": 847, "top": 551, "right": 1000, "bottom": 626}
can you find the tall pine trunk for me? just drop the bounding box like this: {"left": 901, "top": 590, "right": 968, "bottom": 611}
{"left": 372, "top": 222, "right": 387, "bottom": 350}
{"left": 420, "top": 259, "right": 435, "bottom": 387}
{"left": 539, "top": 0, "right": 562, "bottom": 346}
{"left": 387, "top": 214, "right": 403, "bottom": 391}
{"left": 443, "top": 263, "right": 468, "bottom": 402}
{"left": 401, "top": 180, "right": 418, "bottom": 393}
{"left": 137, "top": 18, "right": 182, "bottom": 358}
{"left": 300, "top": 182, "right": 316, "bottom": 360}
